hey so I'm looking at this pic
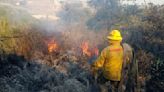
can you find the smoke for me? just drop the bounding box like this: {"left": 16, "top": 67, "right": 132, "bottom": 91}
{"left": 0, "top": 0, "right": 136, "bottom": 57}
{"left": 0, "top": 0, "right": 164, "bottom": 92}
{"left": 0, "top": 3, "right": 35, "bottom": 27}
{"left": 0, "top": 0, "right": 159, "bottom": 56}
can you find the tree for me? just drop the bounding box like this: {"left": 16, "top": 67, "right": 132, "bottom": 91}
{"left": 57, "top": 1, "right": 92, "bottom": 26}
{"left": 87, "top": 0, "right": 122, "bottom": 30}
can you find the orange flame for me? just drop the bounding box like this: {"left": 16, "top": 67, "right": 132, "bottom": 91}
{"left": 81, "top": 41, "right": 91, "bottom": 57}
{"left": 92, "top": 47, "right": 99, "bottom": 56}
{"left": 47, "top": 39, "right": 58, "bottom": 53}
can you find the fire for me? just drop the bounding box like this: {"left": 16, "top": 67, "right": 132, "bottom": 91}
{"left": 92, "top": 47, "right": 99, "bottom": 56}
{"left": 80, "top": 41, "right": 99, "bottom": 57}
{"left": 46, "top": 38, "right": 99, "bottom": 57}
{"left": 81, "top": 41, "right": 91, "bottom": 57}
{"left": 47, "top": 39, "right": 58, "bottom": 53}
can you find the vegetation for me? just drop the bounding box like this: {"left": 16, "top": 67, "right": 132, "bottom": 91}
{"left": 87, "top": 0, "right": 164, "bottom": 91}
{"left": 0, "top": 0, "right": 163, "bottom": 92}
{"left": 0, "top": 3, "right": 46, "bottom": 58}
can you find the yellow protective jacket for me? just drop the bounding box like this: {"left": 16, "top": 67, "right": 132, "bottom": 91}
{"left": 92, "top": 42, "right": 123, "bottom": 81}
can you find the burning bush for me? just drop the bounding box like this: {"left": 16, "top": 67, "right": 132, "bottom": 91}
{"left": 0, "top": 1, "right": 164, "bottom": 92}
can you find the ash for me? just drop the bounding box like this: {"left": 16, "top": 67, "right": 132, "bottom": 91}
{"left": 0, "top": 54, "right": 99, "bottom": 92}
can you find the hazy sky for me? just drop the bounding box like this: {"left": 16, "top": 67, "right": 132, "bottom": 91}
{"left": 122, "top": 0, "right": 164, "bottom": 5}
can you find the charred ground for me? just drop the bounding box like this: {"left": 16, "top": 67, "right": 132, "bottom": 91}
{"left": 0, "top": 1, "right": 164, "bottom": 92}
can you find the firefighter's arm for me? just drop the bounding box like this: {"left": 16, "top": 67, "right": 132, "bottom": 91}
{"left": 91, "top": 49, "right": 106, "bottom": 76}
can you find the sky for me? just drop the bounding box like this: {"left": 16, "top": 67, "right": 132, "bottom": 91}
{"left": 122, "top": 0, "right": 164, "bottom": 5}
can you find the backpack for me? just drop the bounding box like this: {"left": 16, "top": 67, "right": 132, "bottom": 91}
{"left": 119, "top": 43, "right": 139, "bottom": 92}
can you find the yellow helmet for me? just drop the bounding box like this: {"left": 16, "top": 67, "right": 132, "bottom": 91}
{"left": 107, "top": 30, "right": 122, "bottom": 41}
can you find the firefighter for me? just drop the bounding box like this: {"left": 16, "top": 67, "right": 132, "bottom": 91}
{"left": 91, "top": 30, "right": 133, "bottom": 92}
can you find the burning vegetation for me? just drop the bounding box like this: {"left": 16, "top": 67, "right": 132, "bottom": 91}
{"left": 0, "top": 0, "right": 164, "bottom": 92}
{"left": 80, "top": 41, "right": 99, "bottom": 57}
{"left": 47, "top": 39, "right": 58, "bottom": 53}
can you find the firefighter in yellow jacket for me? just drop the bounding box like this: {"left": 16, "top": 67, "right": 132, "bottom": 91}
{"left": 91, "top": 30, "right": 124, "bottom": 92}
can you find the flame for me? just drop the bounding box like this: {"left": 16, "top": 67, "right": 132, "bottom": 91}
{"left": 46, "top": 38, "right": 99, "bottom": 57}
{"left": 47, "top": 39, "right": 58, "bottom": 53}
{"left": 81, "top": 41, "right": 91, "bottom": 57}
{"left": 92, "top": 47, "right": 99, "bottom": 56}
